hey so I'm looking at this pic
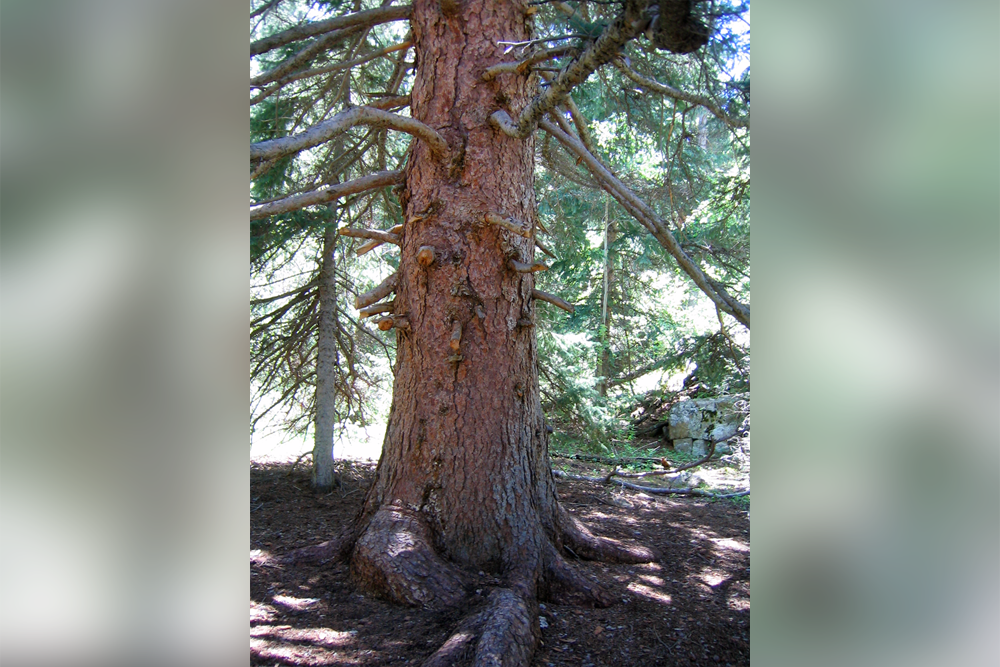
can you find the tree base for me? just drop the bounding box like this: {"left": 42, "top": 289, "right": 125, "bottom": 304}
{"left": 342, "top": 498, "right": 656, "bottom": 667}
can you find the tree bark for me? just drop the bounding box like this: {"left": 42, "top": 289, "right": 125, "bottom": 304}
{"left": 342, "top": 2, "right": 653, "bottom": 664}
{"left": 312, "top": 223, "right": 340, "bottom": 491}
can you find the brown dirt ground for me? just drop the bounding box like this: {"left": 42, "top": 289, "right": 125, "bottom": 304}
{"left": 251, "top": 458, "right": 749, "bottom": 666}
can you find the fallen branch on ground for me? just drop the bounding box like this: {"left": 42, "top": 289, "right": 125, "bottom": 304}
{"left": 552, "top": 469, "right": 748, "bottom": 499}
{"left": 551, "top": 428, "right": 748, "bottom": 498}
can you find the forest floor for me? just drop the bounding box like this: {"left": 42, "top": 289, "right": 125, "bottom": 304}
{"left": 251, "top": 454, "right": 749, "bottom": 667}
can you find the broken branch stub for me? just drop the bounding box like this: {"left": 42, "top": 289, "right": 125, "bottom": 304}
{"left": 355, "top": 239, "right": 386, "bottom": 256}
{"left": 484, "top": 212, "right": 532, "bottom": 238}
{"left": 532, "top": 289, "right": 574, "bottom": 313}
{"left": 416, "top": 245, "right": 436, "bottom": 267}
{"left": 449, "top": 321, "right": 462, "bottom": 352}
{"left": 338, "top": 227, "right": 401, "bottom": 245}
{"left": 377, "top": 316, "right": 395, "bottom": 331}
{"left": 355, "top": 272, "right": 398, "bottom": 309}
{"left": 359, "top": 303, "right": 394, "bottom": 318}
{"left": 534, "top": 237, "right": 556, "bottom": 259}
{"left": 509, "top": 259, "right": 548, "bottom": 273}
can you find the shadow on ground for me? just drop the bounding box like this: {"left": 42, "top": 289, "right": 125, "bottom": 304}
{"left": 251, "top": 461, "right": 749, "bottom": 666}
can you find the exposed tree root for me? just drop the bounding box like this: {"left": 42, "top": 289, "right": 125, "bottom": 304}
{"left": 539, "top": 543, "right": 615, "bottom": 607}
{"left": 422, "top": 609, "right": 487, "bottom": 667}
{"left": 474, "top": 588, "right": 538, "bottom": 667}
{"left": 423, "top": 588, "right": 538, "bottom": 667}
{"left": 281, "top": 526, "right": 353, "bottom": 565}
{"left": 350, "top": 502, "right": 472, "bottom": 609}
{"left": 557, "top": 504, "right": 658, "bottom": 564}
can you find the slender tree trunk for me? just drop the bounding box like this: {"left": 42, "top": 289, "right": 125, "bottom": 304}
{"left": 312, "top": 223, "right": 340, "bottom": 490}
{"left": 598, "top": 197, "right": 615, "bottom": 397}
{"left": 339, "top": 3, "right": 653, "bottom": 664}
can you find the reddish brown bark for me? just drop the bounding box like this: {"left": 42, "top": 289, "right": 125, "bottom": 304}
{"left": 342, "top": 2, "right": 654, "bottom": 664}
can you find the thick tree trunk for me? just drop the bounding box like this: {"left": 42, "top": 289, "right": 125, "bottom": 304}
{"left": 343, "top": 2, "right": 653, "bottom": 664}
{"left": 312, "top": 224, "right": 340, "bottom": 491}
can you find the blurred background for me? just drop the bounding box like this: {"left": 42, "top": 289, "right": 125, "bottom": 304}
{"left": 1, "top": 0, "right": 997, "bottom": 666}
{"left": 1, "top": 1, "right": 247, "bottom": 666}
{"left": 754, "top": 1, "right": 999, "bottom": 665}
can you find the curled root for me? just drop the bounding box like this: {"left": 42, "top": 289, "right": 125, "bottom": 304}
{"left": 351, "top": 503, "right": 471, "bottom": 609}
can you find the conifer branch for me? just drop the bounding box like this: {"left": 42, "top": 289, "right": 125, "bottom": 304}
{"left": 250, "top": 170, "right": 403, "bottom": 220}
{"left": 540, "top": 118, "right": 749, "bottom": 328}
{"left": 251, "top": 4, "right": 412, "bottom": 57}
{"left": 490, "top": 0, "right": 649, "bottom": 138}
{"left": 251, "top": 107, "right": 448, "bottom": 162}
{"left": 481, "top": 45, "right": 577, "bottom": 80}
{"left": 614, "top": 58, "right": 748, "bottom": 129}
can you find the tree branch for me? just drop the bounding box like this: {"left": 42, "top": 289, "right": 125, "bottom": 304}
{"left": 355, "top": 272, "right": 398, "bottom": 309}
{"left": 614, "top": 58, "right": 748, "bottom": 129}
{"left": 481, "top": 45, "right": 577, "bottom": 80}
{"left": 337, "top": 227, "right": 401, "bottom": 245}
{"left": 251, "top": 107, "right": 448, "bottom": 163}
{"left": 250, "top": 170, "right": 402, "bottom": 220}
{"left": 484, "top": 212, "right": 532, "bottom": 238}
{"left": 490, "top": 0, "right": 649, "bottom": 138}
{"left": 250, "top": 4, "right": 412, "bottom": 56}
{"left": 540, "top": 118, "right": 749, "bottom": 328}
{"left": 254, "top": 40, "right": 412, "bottom": 95}
{"left": 533, "top": 288, "right": 575, "bottom": 313}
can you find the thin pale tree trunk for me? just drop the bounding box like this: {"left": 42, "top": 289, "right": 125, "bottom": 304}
{"left": 598, "top": 196, "right": 615, "bottom": 397}
{"left": 312, "top": 223, "right": 339, "bottom": 490}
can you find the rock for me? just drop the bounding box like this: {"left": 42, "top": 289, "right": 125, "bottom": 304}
{"left": 715, "top": 442, "right": 732, "bottom": 454}
{"left": 711, "top": 423, "right": 738, "bottom": 441}
{"left": 668, "top": 400, "right": 706, "bottom": 439}
{"left": 692, "top": 439, "right": 709, "bottom": 456}
{"left": 665, "top": 472, "right": 692, "bottom": 488}
{"left": 673, "top": 438, "right": 693, "bottom": 453}
{"left": 714, "top": 395, "right": 748, "bottom": 423}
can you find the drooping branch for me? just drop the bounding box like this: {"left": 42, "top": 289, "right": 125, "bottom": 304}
{"left": 252, "top": 41, "right": 412, "bottom": 103}
{"left": 490, "top": 0, "right": 650, "bottom": 138}
{"left": 614, "top": 58, "right": 748, "bottom": 129}
{"left": 250, "top": 4, "right": 412, "bottom": 56}
{"left": 606, "top": 355, "right": 672, "bottom": 389}
{"left": 252, "top": 28, "right": 361, "bottom": 87}
{"left": 534, "top": 237, "right": 557, "bottom": 259}
{"left": 250, "top": 107, "right": 449, "bottom": 163}
{"left": 533, "top": 289, "right": 575, "bottom": 313}
{"left": 355, "top": 272, "right": 398, "bottom": 309}
{"left": 540, "top": 118, "right": 750, "bottom": 328}
{"left": 250, "top": 170, "right": 403, "bottom": 220}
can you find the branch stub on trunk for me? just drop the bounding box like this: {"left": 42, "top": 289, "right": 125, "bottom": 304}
{"left": 417, "top": 245, "right": 437, "bottom": 267}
